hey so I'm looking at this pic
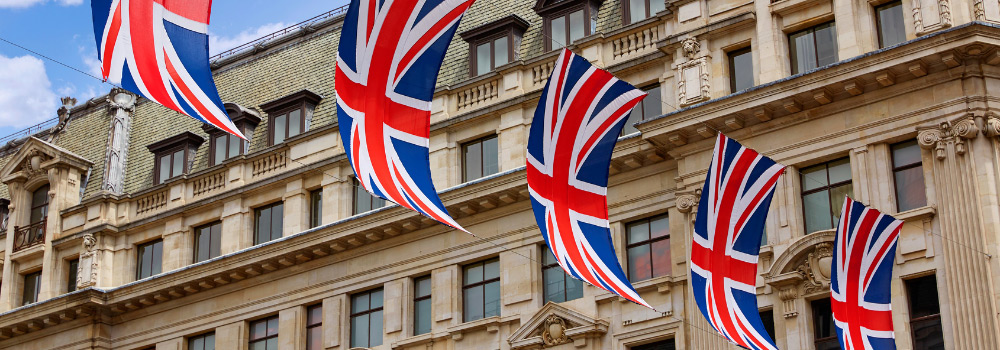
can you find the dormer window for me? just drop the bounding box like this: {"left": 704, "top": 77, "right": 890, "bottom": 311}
{"left": 460, "top": 15, "right": 529, "bottom": 77}
{"left": 624, "top": 0, "right": 665, "bottom": 24}
{"left": 0, "top": 199, "right": 9, "bottom": 233}
{"left": 261, "top": 90, "right": 322, "bottom": 146}
{"left": 203, "top": 103, "right": 261, "bottom": 166}
{"left": 147, "top": 132, "right": 205, "bottom": 185}
{"left": 535, "top": 0, "right": 601, "bottom": 51}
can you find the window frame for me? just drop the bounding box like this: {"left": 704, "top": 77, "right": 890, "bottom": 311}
{"left": 469, "top": 33, "right": 514, "bottom": 77}
{"left": 248, "top": 315, "right": 280, "bottom": 349}
{"left": 621, "top": 84, "right": 662, "bottom": 136}
{"left": 204, "top": 103, "right": 261, "bottom": 166}
{"left": 875, "top": 0, "right": 906, "bottom": 49}
{"left": 727, "top": 46, "right": 754, "bottom": 93}
{"left": 891, "top": 140, "right": 926, "bottom": 212}
{"left": 146, "top": 132, "right": 204, "bottom": 185}
{"left": 193, "top": 221, "right": 223, "bottom": 264}
{"left": 462, "top": 258, "right": 501, "bottom": 322}
{"left": 352, "top": 177, "right": 387, "bottom": 215}
{"left": 631, "top": 339, "right": 677, "bottom": 350}
{"left": 539, "top": 0, "right": 599, "bottom": 51}
{"left": 187, "top": 332, "right": 216, "bottom": 350}
{"left": 306, "top": 304, "right": 323, "bottom": 350}
{"left": 350, "top": 288, "right": 385, "bottom": 348}
{"left": 541, "top": 248, "right": 584, "bottom": 304}
{"left": 29, "top": 184, "right": 50, "bottom": 224}
{"left": 253, "top": 202, "right": 285, "bottom": 245}
{"left": 905, "top": 274, "right": 943, "bottom": 349}
{"left": 135, "top": 239, "right": 164, "bottom": 281}
{"left": 309, "top": 189, "right": 323, "bottom": 229}
{"left": 261, "top": 90, "right": 322, "bottom": 146}
{"left": 810, "top": 298, "right": 839, "bottom": 350}
{"left": 788, "top": 21, "right": 838, "bottom": 75}
{"left": 413, "top": 275, "right": 432, "bottom": 335}
{"left": 460, "top": 15, "right": 528, "bottom": 77}
{"left": 625, "top": 213, "right": 671, "bottom": 281}
{"left": 623, "top": 0, "right": 664, "bottom": 25}
{"left": 800, "top": 157, "right": 853, "bottom": 233}
{"left": 22, "top": 270, "right": 41, "bottom": 306}
{"left": 461, "top": 134, "right": 500, "bottom": 182}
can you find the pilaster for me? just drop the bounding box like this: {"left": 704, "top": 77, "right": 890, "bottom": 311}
{"left": 278, "top": 306, "right": 303, "bottom": 350}
{"left": 916, "top": 114, "right": 1000, "bottom": 349}
{"left": 322, "top": 167, "right": 351, "bottom": 224}
{"left": 161, "top": 217, "right": 190, "bottom": 272}
{"left": 220, "top": 198, "right": 246, "bottom": 255}
{"left": 101, "top": 89, "right": 136, "bottom": 195}
{"left": 215, "top": 321, "right": 245, "bottom": 350}
{"left": 283, "top": 178, "right": 307, "bottom": 236}
{"left": 675, "top": 192, "right": 730, "bottom": 350}
{"left": 323, "top": 294, "right": 346, "bottom": 350}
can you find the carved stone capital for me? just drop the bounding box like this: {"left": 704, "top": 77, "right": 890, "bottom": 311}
{"left": 676, "top": 194, "right": 699, "bottom": 214}
{"left": 106, "top": 88, "right": 137, "bottom": 112}
{"left": 983, "top": 113, "right": 1000, "bottom": 138}
{"left": 778, "top": 287, "right": 799, "bottom": 319}
{"left": 917, "top": 114, "right": 980, "bottom": 160}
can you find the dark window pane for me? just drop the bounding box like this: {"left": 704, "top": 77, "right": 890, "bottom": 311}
{"left": 569, "top": 10, "right": 585, "bottom": 42}
{"left": 308, "top": 305, "right": 323, "bottom": 326}
{"left": 729, "top": 48, "right": 754, "bottom": 92}
{"left": 267, "top": 317, "right": 279, "bottom": 336}
{"left": 544, "top": 266, "right": 567, "bottom": 303}
{"left": 650, "top": 216, "right": 669, "bottom": 238}
{"left": 830, "top": 184, "right": 853, "bottom": 224}
{"left": 137, "top": 240, "right": 163, "bottom": 280}
{"left": 369, "top": 310, "right": 383, "bottom": 346}
{"left": 464, "top": 285, "right": 484, "bottom": 321}
{"left": 228, "top": 134, "right": 241, "bottom": 158}
{"left": 464, "top": 141, "right": 483, "bottom": 181}
{"left": 67, "top": 259, "right": 78, "bottom": 292}
{"left": 415, "top": 276, "right": 432, "bottom": 297}
{"left": 895, "top": 167, "right": 927, "bottom": 212}
{"left": 352, "top": 292, "right": 370, "bottom": 314}
{"left": 759, "top": 310, "right": 776, "bottom": 342}
{"left": 23, "top": 271, "right": 40, "bottom": 305}
{"left": 622, "top": 106, "right": 643, "bottom": 135}
{"left": 643, "top": 86, "right": 661, "bottom": 119}
{"left": 827, "top": 158, "right": 852, "bottom": 184}
{"left": 630, "top": 0, "right": 646, "bottom": 22}
{"left": 159, "top": 155, "right": 170, "bottom": 184}
{"left": 351, "top": 313, "right": 369, "bottom": 348}
{"left": 482, "top": 136, "right": 499, "bottom": 177}
{"left": 892, "top": 140, "right": 922, "bottom": 167}
{"left": 877, "top": 1, "right": 906, "bottom": 48}
{"left": 801, "top": 164, "right": 830, "bottom": 191}
{"left": 494, "top": 37, "right": 508, "bottom": 67}
{"left": 310, "top": 190, "right": 323, "bottom": 228}
{"left": 628, "top": 244, "right": 652, "bottom": 281}
{"left": 251, "top": 319, "right": 267, "bottom": 339}
{"left": 484, "top": 259, "right": 500, "bottom": 281}
{"left": 551, "top": 16, "right": 565, "bottom": 49}
{"left": 256, "top": 207, "right": 270, "bottom": 245}
{"left": 632, "top": 339, "right": 676, "bottom": 350}
{"left": 811, "top": 298, "right": 835, "bottom": 338}
{"left": 270, "top": 203, "right": 283, "bottom": 241}
{"left": 789, "top": 30, "right": 816, "bottom": 74}
{"left": 651, "top": 238, "right": 671, "bottom": 277}
{"left": 172, "top": 150, "right": 184, "bottom": 177}
{"left": 906, "top": 275, "right": 940, "bottom": 318}
{"left": 649, "top": 0, "right": 664, "bottom": 16}
{"left": 484, "top": 281, "right": 501, "bottom": 317}
{"left": 476, "top": 42, "right": 491, "bottom": 76}
{"left": 542, "top": 248, "right": 558, "bottom": 265}
{"left": 628, "top": 221, "right": 650, "bottom": 243}
{"left": 803, "top": 191, "right": 832, "bottom": 232}
{"left": 214, "top": 135, "right": 227, "bottom": 165}
{"left": 414, "top": 298, "right": 432, "bottom": 334}
{"left": 306, "top": 327, "right": 322, "bottom": 350}
{"left": 814, "top": 23, "right": 838, "bottom": 67}
{"left": 565, "top": 275, "right": 583, "bottom": 301}
{"left": 465, "top": 262, "right": 484, "bottom": 285}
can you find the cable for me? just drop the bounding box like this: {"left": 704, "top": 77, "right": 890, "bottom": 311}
{"left": 0, "top": 36, "right": 120, "bottom": 89}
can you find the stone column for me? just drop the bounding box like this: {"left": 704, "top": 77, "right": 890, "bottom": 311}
{"left": 322, "top": 167, "right": 351, "bottom": 224}
{"left": 40, "top": 165, "right": 83, "bottom": 300}
{"left": 383, "top": 278, "right": 405, "bottom": 342}
{"left": 161, "top": 217, "right": 190, "bottom": 272}
{"left": 753, "top": 2, "right": 785, "bottom": 83}
{"left": 323, "top": 294, "right": 346, "bottom": 350}
{"left": 278, "top": 306, "right": 303, "bottom": 350}
{"left": 101, "top": 89, "right": 136, "bottom": 195}
{"left": 220, "top": 198, "right": 246, "bottom": 255}
{"left": 215, "top": 321, "right": 245, "bottom": 350}
{"left": 283, "top": 178, "right": 307, "bottom": 237}
{"left": 675, "top": 192, "right": 731, "bottom": 350}
{"left": 0, "top": 180, "right": 26, "bottom": 311}
{"left": 917, "top": 115, "right": 1000, "bottom": 349}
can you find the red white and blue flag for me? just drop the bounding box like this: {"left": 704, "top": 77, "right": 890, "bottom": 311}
{"left": 831, "top": 197, "right": 902, "bottom": 350}
{"left": 335, "top": 0, "right": 475, "bottom": 231}
{"left": 691, "top": 134, "right": 783, "bottom": 350}
{"left": 526, "top": 49, "right": 651, "bottom": 308}
{"left": 91, "top": 0, "right": 245, "bottom": 139}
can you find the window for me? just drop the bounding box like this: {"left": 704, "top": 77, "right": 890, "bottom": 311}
{"left": 249, "top": 316, "right": 279, "bottom": 350}
{"left": 876, "top": 1, "right": 906, "bottom": 48}
{"left": 351, "top": 289, "right": 384, "bottom": 348}
{"left": 261, "top": 90, "right": 321, "bottom": 146}
{"left": 542, "top": 248, "right": 583, "bottom": 303}
{"left": 625, "top": 0, "right": 665, "bottom": 24}
{"left": 801, "top": 158, "right": 852, "bottom": 233}
{"left": 30, "top": 184, "right": 49, "bottom": 224}
{"left": 548, "top": 10, "right": 588, "bottom": 50}
{"left": 892, "top": 140, "right": 926, "bottom": 212}
{"left": 413, "top": 275, "right": 432, "bottom": 335}
{"left": 136, "top": 239, "right": 163, "bottom": 280}
{"left": 759, "top": 309, "right": 776, "bottom": 342}
{"left": 632, "top": 339, "right": 676, "bottom": 350}
{"left": 621, "top": 85, "right": 662, "bottom": 135}
{"left": 147, "top": 132, "right": 204, "bottom": 185}
{"left": 463, "top": 258, "right": 501, "bottom": 322}
{"left": 789, "top": 22, "right": 838, "bottom": 75}
{"left": 352, "top": 177, "right": 387, "bottom": 215}
{"left": 310, "top": 189, "right": 323, "bottom": 228}
{"left": 254, "top": 202, "right": 284, "bottom": 245}
{"left": 626, "top": 214, "right": 671, "bottom": 281}
{"left": 461, "top": 16, "right": 528, "bottom": 77}
{"left": 0, "top": 198, "right": 9, "bottom": 232}
{"left": 67, "top": 259, "right": 79, "bottom": 293}
{"left": 206, "top": 103, "right": 261, "bottom": 165}
{"left": 194, "top": 222, "right": 222, "bottom": 263}
{"left": 906, "top": 275, "right": 944, "bottom": 349}
{"left": 22, "top": 271, "right": 41, "bottom": 306}
{"left": 728, "top": 47, "right": 754, "bottom": 93}
{"left": 462, "top": 135, "right": 499, "bottom": 182}
{"left": 537, "top": 0, "right": 599, "bottom": 51}
{"left": 811, "top": 298, "right": 839, "bottom": 350}
{"left": 306, "top": 304, "right": 323, "bottom": 350}
{"left": 188, "top": 332, "right": 215, "bottom": 350}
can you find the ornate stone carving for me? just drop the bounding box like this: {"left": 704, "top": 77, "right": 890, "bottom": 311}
{"left": 677, "top": 58, "right": 711, "bottom": 106}
{"left": 911, "top": 0, "right": 923, "bottom": 33}
{"left": 677, "top": 194, "right": 699, "bottom": 213}
{"left": 83, "top": 233, "right": 96, "bottom": 252}
{"left": 974, "top": 0, "right": 986, "bottom": 21}
{"left": 939, "top": 0, "right": 952, "bottom": 27}
{"left": 797, "top": 242, "right": 834, "bottom": 295}
{"left": 541, "top": 315, "right": 570, "bottom": 347}
{"left": 778, "top": 287, "right": 799, "bottom": 318}
{"left": 49, "top": 97, "right": 77, "bottom": 140}
{"left": 681, "top": 37, "right": 700, "bottom": 60}
{"left": 77, "top": 233, "right": 99, "bottom": 289}
{"left": 918, "top": 115, "right": 979, "bottom": 160}
{"left": 983, "top": 113, "right": 1000, "bottom": 138}
{"left": 102, "top": 89, "right": 136, "bottom": 195}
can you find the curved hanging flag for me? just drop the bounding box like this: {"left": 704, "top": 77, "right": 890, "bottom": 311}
{"left": 526, "top": 49, "right": 651, "bottom": 308}
{"left": 691, "top": 133, "right": 784, "bottom": 350}
{"left": 91, "top": 0, "right": 245, "bottom": 139}
{"left": 831, "top": 197, "right": 902, "bottom": 350}
{"left": 335, "top": 0, "right": 475, "bottom": 231}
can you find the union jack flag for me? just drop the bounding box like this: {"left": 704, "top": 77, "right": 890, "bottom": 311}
{"left": 831, "top": 197, "right": 902, "bottom": 350}
{"left": 691, "top": 134, "right": 784, "bottom": 350}
{"left": 335, "top": 0, "right": 476, "bottom": 231}
{"left": 527, "top": 49, "right": 651, "bottom": 308}
{"left": 92, "top": 0, "right": 245, "bottom": 139}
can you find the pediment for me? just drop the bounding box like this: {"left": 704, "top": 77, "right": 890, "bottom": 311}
{"left": 508, "top": 302, "right": 608, "bottom": 349}
{"left": 763, "top": 230, "right": 835, "bottom": 295}
{"left": 0, "top": 137, "right": 92, "bottom": 183}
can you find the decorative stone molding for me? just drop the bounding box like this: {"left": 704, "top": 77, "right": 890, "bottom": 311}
{"left": 681, "top": 37, "right": 700, "bottom": 60}
{"left": 912, "top": 0, "right": 953, "bottom": 34}
{"left": 676, "top": 193, "right": 699, "bottom": 214}
{"left": 778, "top": 286, "right": 799, "bottom": 318}
{"left": 918, "top": 114, "right": 979, "bottom": 160}
{"left": 983, "top": 113, "right": 1000, "bottom": 138}
{"left": 49, "top": 97, "right": 77, "bottom": 141}
{"left": 975, "top": 0, "right": 986, "bottom": 21}
{"left": 541, "top": 315, "right": 570, "bottom": 346}
{"left": 796, "top": 242, "right": 833, "bottom": 295}
{"left": 77, "top": 233, "right": 99, "bottom": 289}
{"left": 677, "top": 57, "right": 710, "bottom": 106}
{"left": 102, "top": 89, "right": 136, "bottom": 195}
{"left": 508, "top": 302, "right": 608, "bottom": 349}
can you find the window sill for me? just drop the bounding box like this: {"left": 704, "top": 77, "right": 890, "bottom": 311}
{"left": 390, "top": 315, "right": 519, "bottom": 348}
{"left": 893, "top": 205, "right": 936, "bottom": 221}
{"left": 594, "top": 275, "right": 679, "bottom": 304}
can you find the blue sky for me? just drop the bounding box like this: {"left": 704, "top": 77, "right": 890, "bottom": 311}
{"left": 0, "top": 0, "right": 349, "bottom": 138}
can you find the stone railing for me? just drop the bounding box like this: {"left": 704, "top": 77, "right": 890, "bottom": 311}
{"left": 13, "top": 219, "right": 46, "bottom": 252}
{"left": 252, "top": 149, "right": 289, "bottom": 178}
{"left": 456, "top": 79, "right": 500, "bottom": 112}
{"left": 611, "top": 26, "right": 659, "bottom": 60}
{"left": 135, "top": 190, "right": 167, "bottom": 215}
{"left": 531, "top": 61, "right": 554, "bottom": 88}
{"left": 192, "top": 170, "right": 227, "bottom": 197}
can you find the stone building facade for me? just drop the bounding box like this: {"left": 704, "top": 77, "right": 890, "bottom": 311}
{"left": 0, "top": 0, "right": 997, "bottom": 349}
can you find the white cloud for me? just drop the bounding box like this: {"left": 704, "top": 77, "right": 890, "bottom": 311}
{"left": 0, "top": 0, "right": 81, "bottom": 9}
{"left": 209, "top": 22, "right": 287, "bottom": 56}
{"left": 0, "top": 54, "right": 58, "bottom": 128}
{"left": 79, "top": 46, "right": 103, "bottom": 78}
